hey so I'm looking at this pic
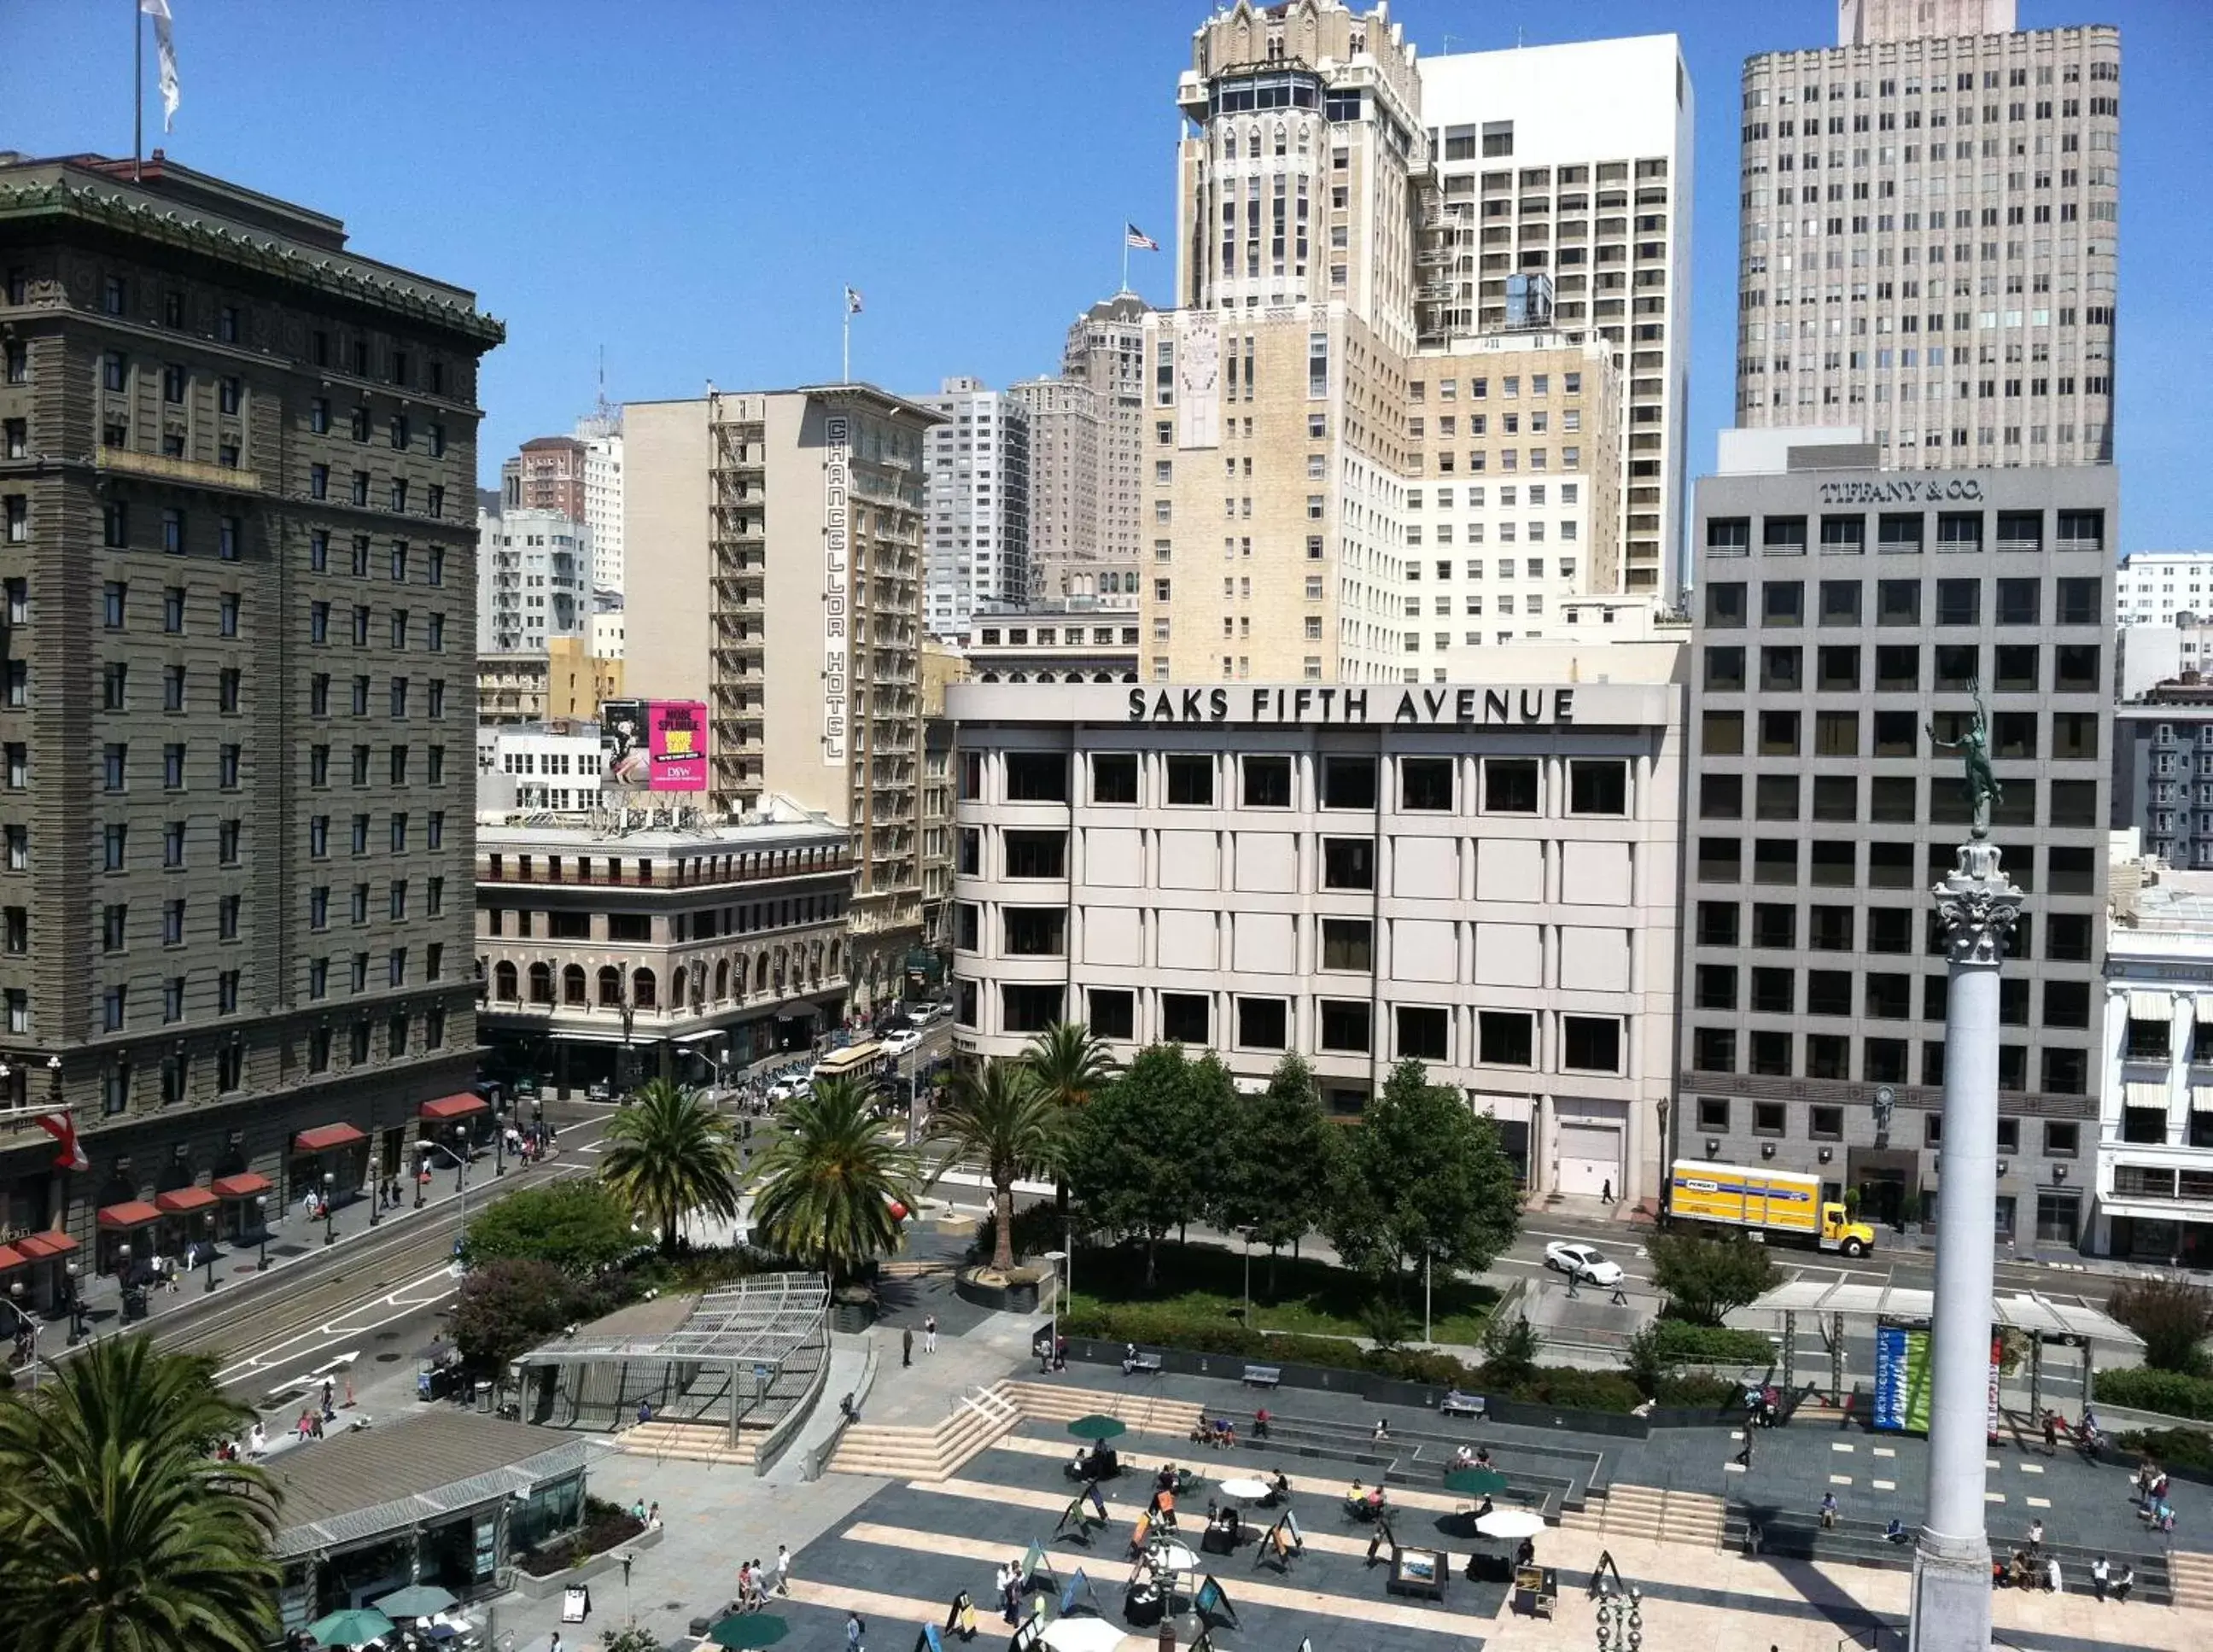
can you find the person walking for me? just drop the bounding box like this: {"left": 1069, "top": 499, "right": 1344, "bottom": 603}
{"left": 925, "top": 1313, "right": 938, "bottom": 1354}
{"left": 902, "top": 1326, "right": 914, "bottom": 1369}
{"left": 1735, "top": 1428, "right": 1755, "bottom": 1470}
{"left": 1601, "top": 1178, "right": 1614, "bottom": 1205}
{"left": 547, "top": 1635, "right": 562, "bottom": 1652}
{"left": 2044, "top": 1411, "right": 2060, "bottom": 1455}
{"left": 844, "top": 1609, "right": 865, "bottom": 1650}
{"left": 775, "top": 1543, "right": 791, "bottom": 1596}
{"left": 2092, "top": 1556, "right": 2110, "bottom": 1601}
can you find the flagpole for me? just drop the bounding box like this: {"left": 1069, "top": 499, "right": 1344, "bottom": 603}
{"left": 1121, "top": 231, "right": 1130, "bottom": 295}
{"left": 132, "top": 0, "right": 143, "bottom": 180}
{"left": 842, "top": 295, "right": 850, "bottom": 385}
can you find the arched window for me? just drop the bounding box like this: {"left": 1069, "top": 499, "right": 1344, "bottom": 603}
{"left": 755, "top": 954, "right": 770, "bottom": 993}
{"left": 562, "top": 964, "right": 587, "bottom": 1006}
{"left": 527, "top": 962, "right": 553, "bottom": 1005}
{"left": 598, "top": 966, "right": 622, "bottom": 1007}
{"left": 1274, "top": 121, "right": 1288, "bottom": 156}
{"left": 713, "top": 959, "right": 730, "bottom": 1001}
{"left": 1247, "top": 130, "right": 1262, "bottom": 160}
{"left": 631, "top": 967, "right": 657, "bottom": 1010}
{"left": 828, "top": 938, "right": 842, "bottom": 973}
{"left": 493, "top": 960, "right": 518, "bottom": 1003}
{"left": 670, "top": 966, "right": 687, "bottom": 1009}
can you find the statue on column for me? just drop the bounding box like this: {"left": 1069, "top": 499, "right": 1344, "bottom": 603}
{"left": 1928, "top": 684, "right": 2002, "bottom": 842}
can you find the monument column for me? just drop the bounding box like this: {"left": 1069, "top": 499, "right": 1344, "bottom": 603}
{"left": 1912, "top": 832, "right": 2022, "bottom": 1652}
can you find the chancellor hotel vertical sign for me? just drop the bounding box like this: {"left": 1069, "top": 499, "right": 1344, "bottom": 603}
{"left": 822, "top": 414, "right": 850, "bottom": 767}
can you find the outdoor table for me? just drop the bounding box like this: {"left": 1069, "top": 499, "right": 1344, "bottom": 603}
{"left": 1038, "top": 1620, "right": 1126, "bottom": 1652}
{"left": 1217, "top": 1476, "right": 1270, "bottom": 1502}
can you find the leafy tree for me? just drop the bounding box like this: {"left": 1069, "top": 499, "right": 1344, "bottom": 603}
{"left": 749, "top": 1077, "right": 920, "bottom": 1287}
{"left": 931, "top": 1058, "right": 1064, "bottom": 1275}
{"left": 1646, "top": 1233, "right": 1779, "bottom": 1326}
{"left": 1065, "top": 1043, "right": 1230, "bottom": 1286}
{"left": 1025, "top": 1021, "right": 1117, "bottom": 1217}
{"left": 460, "top": 1180, "right": 639, "bottom": 1275}
{"left": 0, "top": 1334, "right": 278, "bottom": 1652}
{"left": 1322, "top": 1060, "right": 1520, "bottom": 1299}
{"left": 2108, "top": 1276, "right": 2213, "bottom": 1375}
{"left": 1480, "top": 1311, "right": 1544, "bottom": 1385}
{"left": 450, "top": 1258, "right": 597, "bottom": 1373}
{"left": 1211, "top": 1054, "right": 1337, "bottom": 1292}
{"left": 599, "top": 1079, "right": 743, "bottom": 1255}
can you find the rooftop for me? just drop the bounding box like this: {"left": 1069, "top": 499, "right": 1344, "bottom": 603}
{"left": 476, "top": 810, "right": 846, "bottom": 852}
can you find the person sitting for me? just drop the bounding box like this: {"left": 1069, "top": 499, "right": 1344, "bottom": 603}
{"left": 1474, "top": 1495, "right": 1495, "bottom": 1520}
{"left": 1819, "top": 1491, "right": 1839, "bottom": 1531}
{"left": 1189, "top": 1418, "right": 1213, "bottom": 1447}
{"left": 1474, "top": 1445, "right": 1493, "bottom": 1468}
{"left": 1365, "top": 1483, "right": 1387, "bottom": 1516}
{"left": 2116, "top": 1564, "right": 2135, "bottom": 1603}
{"left": 1451, "top": 1445, "right": 1476, "bottom": 1471}
{"left": 1091, "top": 1445, "right": 1118, "bottom": 1480}
{"left": 1252, "top": 1407, "right": 1272, "bottom": 1440}
{"left": 1346, "top": 1479, "right": 1370, "bottom": 1518}
{"left": 1884, "top": 1518, "right": 1908, "bottom": 1545}
{"left": 1157, "top": 1463, "right": 1178, "bottom": 1494}
{"left": 1067, "top": 1445, "right": 1093, "bottom": 1480}
{"left": 1265, "top": 1469, "right": 1291, "bottom": 1506}
{"left": 1216, "top": 1416, "right": 1237, "bottom": 1449}
{"left": 1120, "top": 1341, "right": 1142, "bottom": 1375}
{"left": 1515, "top": 1536, "right": 1537, "bottom": 1568}
{"left": 1373, "top": 1418, "right": 1391, "bottom": 1443}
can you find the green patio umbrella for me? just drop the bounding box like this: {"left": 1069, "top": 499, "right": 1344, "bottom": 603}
{"left": 307, "top": 1606, "right": 396, "bottom": 1647}
{"left": 1444, "top": 1467, "right": 1509, "bottom": 1497}
{"left": 1066, "top": 1413, "right": 1127, "bottom": 1442}
{"left": 704, "top": 1613, "right": 791, "bottom": 1649}
{"left": 371, "top": 1582, "right": 459, "bottom": 1619}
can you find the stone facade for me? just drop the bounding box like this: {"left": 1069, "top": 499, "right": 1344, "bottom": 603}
{"left": 0, "top": 152, "right": 499, "bottom": 1244}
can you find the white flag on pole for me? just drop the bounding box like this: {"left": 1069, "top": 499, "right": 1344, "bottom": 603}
{"left": 141, "top": 0, "right": 179, "bottom": 132}
{"left": 844, "top": 286, "right": 864, "bottom": 315}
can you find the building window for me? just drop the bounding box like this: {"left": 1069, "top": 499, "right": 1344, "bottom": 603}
{"left": 1241, "top": 755, "right": 1292, "bottom": 808}
{"left": 1164, "top": 755, "right": 1214, "bottom": 807}
{"left": 1159, "top": 992, "right": 1209, "bottom": 1045}
{"left": 1479, "top": 1010, "right": 1535, "bottom": 1066}
{"left": 1087, "top": 988, "right": 1134, "bottom": 1041}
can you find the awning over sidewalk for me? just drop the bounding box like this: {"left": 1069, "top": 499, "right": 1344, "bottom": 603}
{"left": 419, "top": 1094, "right": 488, "bottom": 1122}
{"left": 0, "top": 1245, "right": 26, "bottom": 1272}
{"left": 15, "top": 1231, "right": 78, "bottom": 1259}
{"left": 293, "top": 1123, "right": 366, "bottom": 1153}
{"left": 96, "top": 1200, "right": 163, "bottom": 1229}
{"left": 155, "top": 1187, "right": 218, "bottom": 1215}
{"left": 211, "top": 1171, "right": 272, "bottom": 1199}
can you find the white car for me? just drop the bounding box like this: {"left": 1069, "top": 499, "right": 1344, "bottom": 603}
{"left": 884, "top": 1028, "right": 924, "bottom": 1057}
{"left": 1543, "top": 1241, "right": 1624, "bottom": 1287}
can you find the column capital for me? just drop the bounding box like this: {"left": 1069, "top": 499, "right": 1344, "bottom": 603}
{"left": 1931, "top": 841, "right": 2023, "bottom": 967}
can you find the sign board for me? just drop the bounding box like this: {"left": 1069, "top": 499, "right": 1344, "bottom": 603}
{"left": 599, "top": 698, "right": 708, "bottom": 791}
{"left": 911, "top": 1626, "right": 943, "bottom": 1652}
{"left": 559, "top": 1584, "right": 590, "bottom": 1624}
{"left": 821, "top": 414, "right": 850, "bottom": 767}
{"left": 1873, "top": 1324, "right": 1932, "bottom": 1433}
{"left": 1127, "top": 684, "right": 1577, "bottom": 728}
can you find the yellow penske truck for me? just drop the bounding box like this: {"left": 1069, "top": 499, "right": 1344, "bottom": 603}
{"left": 1667, "top": 1160, "right": 1878, "bottom": 1257}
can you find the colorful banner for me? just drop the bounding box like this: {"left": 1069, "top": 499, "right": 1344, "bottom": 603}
{"left": 1873, "top": 1324, "right": 1932, "bottom": 1433}
{"left": 600, "top": 699, "right": 708, "bottom": 792}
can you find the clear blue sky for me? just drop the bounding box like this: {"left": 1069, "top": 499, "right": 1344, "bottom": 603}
{"left": 5, "top": 1, "right": 2205, "bottom": 551}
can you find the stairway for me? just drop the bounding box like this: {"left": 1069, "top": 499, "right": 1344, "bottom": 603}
{"left": 1001, "top": 1381, "right": 1206, "bottom": 1440}
{"left": 621, "top": 1418, "right": 760, "bottom": 1468}
{"left": 826, "top": 1384, "right": 1017, "bottom": 1481}
{"left": 2169, "top": 1550, "right": 2213, "bottom": 1612}
{"left": 1558, "top": 1483, "right": 1726, "bottom": 1550}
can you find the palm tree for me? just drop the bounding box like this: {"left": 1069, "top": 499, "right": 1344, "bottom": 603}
{"left": 599, "top": 1077, "right": 742, "bottom": 1255}
{"left": 0, "top": 1334, "right": 278, "bottom": 1652}
{"left": 1024, "top": 1021, "right": 1115, "bottom": 1219}
{"left": 933, "top": 1059, "right": 1065, "bottom": 1275}
{"left": 749, "top": 1077, "right": 920, "bottom": 1287}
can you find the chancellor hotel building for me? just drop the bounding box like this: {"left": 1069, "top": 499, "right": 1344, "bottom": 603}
{"left": 948, "top": 656, "right": 1685, "bottom": 1207}
{"left": 0, "top": 153, "right": 498, "bottom": 1258}
{"left": 1677, "top": 436, "right": 2114, "bottom": 1247}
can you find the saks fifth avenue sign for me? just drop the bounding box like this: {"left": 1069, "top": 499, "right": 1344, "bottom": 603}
{"left": 1816, "top": 476, "right": 1985, "bottom": 504}
{"left": 1129, "top": 685, "right": 1578, "bottom": 727}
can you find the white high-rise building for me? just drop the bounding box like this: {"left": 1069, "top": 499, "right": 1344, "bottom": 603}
{"left": 922, "top": 377, "right": 1032, "bottom": 635}
{"left": 1733, "top": 16, "right": 2121, "bottom": 475}
{"left": 1419, "top": 34, "right": 1696, "bottom": 598}
{"left": 2117, "top": 552, "right": 2213, "bottom": 628}
{"left": 476, "top": 506, "right": 590, "bottom": 654}
{"left": 578, "top": 414, "right": 624, "bottom": 597}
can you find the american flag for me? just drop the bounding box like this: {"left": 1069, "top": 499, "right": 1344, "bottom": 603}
{"left": 1124, "top": 224, "right": 1160, "bottom": 252}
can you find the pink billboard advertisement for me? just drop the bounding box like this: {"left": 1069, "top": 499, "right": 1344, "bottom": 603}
{"left": 601, "top": 699, "right": 709, "bottom": 792}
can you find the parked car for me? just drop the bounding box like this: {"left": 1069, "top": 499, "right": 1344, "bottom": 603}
{"left": 884, "top": 1028, "right": 924, "bottom": 1058}
{"left": 1542, "top": 1241, "right": 1624, "bottom": 1287}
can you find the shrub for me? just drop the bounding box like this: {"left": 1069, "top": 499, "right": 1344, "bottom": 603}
{"left": 1653, "top": 1372, "right": 1743, "bottom": 1408}
{"left": 1645, "top": 1320, "right": 1776, "bottom": 1367}
{"left": 2093, "top": 1365, "right": 2213, "bottom": 1421}
{"left": 2107, "top": 1278, "right": 2213, "bottom": 1375}
{"left": 1480, "top": 1314, "right": 1543, "bottom": 1385}
{"left": 2117, "top": 1426, "right": 2213, "bottom": 1473}
{"left": 966, "top": 1202, "right": 1069, "bottom": 1271}
{"left": 459, "top": 1181, "right": 642, "bottom": 1276}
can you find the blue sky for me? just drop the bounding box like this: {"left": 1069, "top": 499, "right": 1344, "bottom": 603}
{"left": 6, "top": 1, "right": 2206, "bottom": 552}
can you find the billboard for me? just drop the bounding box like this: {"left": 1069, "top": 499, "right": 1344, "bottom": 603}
{"left": 599, "top": 699, "right": 708, "bottom": 792}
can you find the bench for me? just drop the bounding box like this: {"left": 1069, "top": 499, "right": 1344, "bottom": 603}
{"left": 1242, "top": 1363, "right": 1282, "bottom": 1389}
{"left": 1439, "top": 1390, "right": 1486, "bottom": 1419}
{"left": 1123, "top": 1351, "right": 1164, "bottom": 1376}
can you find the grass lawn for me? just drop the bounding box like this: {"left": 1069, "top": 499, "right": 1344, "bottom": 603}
{"left": 1069, "top": 1237, "right": 1497, "bottom": 1347}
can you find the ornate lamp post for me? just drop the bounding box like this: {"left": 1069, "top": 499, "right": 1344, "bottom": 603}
{"left": 65, "top": 1260, "right": 83, "bottom": 1342}
{"left": 1912, "top": 690, "right": 2021, "bottom": 1652}
{"left": 321, "top": 1171, "right": 336, "bottom": 1246}
{"left": 1594, "top": 1586, "right": 1641, "bottom": 1652}
{"left": 254, "top": 1194, "right": 268, "bottom": 1270}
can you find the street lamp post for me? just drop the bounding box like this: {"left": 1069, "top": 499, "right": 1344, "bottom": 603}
{"left": 117, "top": 1242, "right": 132, "bottom": 1322}
{"left": 321, "top": 1172, "right": 336, "bottom": 1246}
{"left": 65, "top": 1260, "right": 83, "bottom": 1342}
{"left": 254, "top": 1195, "right": 268, "bottom": 1270}
{"left": 1041, "top": 1248, "right": 1068, "bottom": 1370}
{"left": 493, "top": 1099, "right": 506, "bottom": 1177}
{"left": 1593, "top": 1586, "right": 1642, "bottom": 1652}
{"left": 203, "top": 1223, "right": 216, "bottom": 1293}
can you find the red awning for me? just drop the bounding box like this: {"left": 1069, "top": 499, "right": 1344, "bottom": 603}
{"left": 0, "top": 1245, "right": 26, "bottom": 1272}
{"left": 155, "top": 1187, "right": 218, "bottom": 1215}
{"left": 420, "top": 1094, "right": 489, "bottom": 1122}
{"left": 293, "top": 1123, "right": 366, "bottom": 1153}
{"left": 211, "top": 1171, "right": 272, "bottom": 1199}
{"left": 15, "top": 1231, "right": 78, "bottom": 1259}
{"left": 96, "top": 1200, "right": 163, "bottom": 1229}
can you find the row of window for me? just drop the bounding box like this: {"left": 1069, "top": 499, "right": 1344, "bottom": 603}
{"left": 305, "top": 879, "right": 438, "bottom": 931}
{"left": 1700, "top": 770, "right": 2099, "bottom": 832}
{"left": 478, "top": 846, "right": 847, "bottom": 886}
{"left": 483, "top": 950, "right": 833, "bottom": 1012}
{"left": 481, "top": 893, "right": 840, "bottom": 943}
{"left": 959, "top": 978, "right": 1627, "bottom": 1071}
{"left": 961, "top": 750, "right": 1629, "bottom": 818}
{"left": 304, "top": 465, "right": 442, "bottom": 517}
{"left": 101, "top": 742, "right": 244, "bottom": 792}
{"left": 1703, "top": 573, "right": 2103, "bottom": 629}
{"left": 1690, "top": 1027, "right": 2087, "bottom": 1094}
{"left": 309, "top": 531, "right": 449, "bottom": 585}
{"left": 88, "top": 660, "right": 242, "bottom": 715}
{"left": 1696, "top": 961, "right": 2089, "bottom": 1026}
{"left": 1693, "top": 1094, "right": 2083, "bottom": 1159}
{"left": 307, "top": 812, "right": 447, "bottom": 858}
{"left": 1694, "top": 897, "right": 2093, "bottom": 960}
{"left": 304, "top": 744, "right": 450, "bottom": 788}
{"left": 1705, "top": 639, "right": 2097, "bottom": 695}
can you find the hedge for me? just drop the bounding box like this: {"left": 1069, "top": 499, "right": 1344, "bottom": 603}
{"left": 1063, "top": 1301, "right": 1646, "bottom": 1413}
{"left": 1645, "top": 1320, "right": 1775, "bottom": 1367}
{"left": 2093, "top": 1365, "right": 2213, "bottom": 1422}
{"left": 2118, "top": 1426, "right": 2213, "bottom": 1473}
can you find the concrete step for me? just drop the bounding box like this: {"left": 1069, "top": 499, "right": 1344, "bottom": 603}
{"left": 622, "top": 1420, "right": 759, "bottom": 1467}
{"left": 2164, "top": 1550, "right": 2213, "bottom": 1611}
{"left": 1559, "top": 1484, "right": 1723, "bottom": 1550}
{"left": 826, "top": 1395, "right": 1012, "bottom": 1480}
{"left": 1001, "top": 1381, "right": 1206, "bottom": 1438}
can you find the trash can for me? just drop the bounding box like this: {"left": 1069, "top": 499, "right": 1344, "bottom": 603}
{"left": 475, "top": 1380, "right": 493, "bottom": 1414}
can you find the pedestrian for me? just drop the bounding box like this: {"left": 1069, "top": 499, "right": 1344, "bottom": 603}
{"left": 648, "top": 1501, "right": 661, "bottom": 1528}
{"left": 1601, "top": 1177, "right": 1614, "bottom": 1205}
{"left": 1735, "top": 1428, "right": 1754, "bottom": 1469}
{"left": 738, "top": 1560, "right": 754, "bottom": 1605}
{"left": 548, "top": 1634, "right": 561, "bottom": 1652}
{"left": 2047, "top": 1555, "right": 2062, "bottom": 1595}
{"left": 2092, "top": 1556, "right": 2109, "bottom": 1602}
{"left": 2027, "top": 1518, "right": 2044, "bottom": 1552}
{"left": 845, "top": 1608, "right": 866, "bottom": 1649}
{"left": 1820, "top": 1491, "right": 1839, "bottom": 1530}
{"left": 925, "top": 1313, "right": 938, "bottom": 1354}
{"left": 902, "top": 1326, "right": 914, "bottom": 1368}
{"left": 2116, "top": 1564, "right": 2134, "bottom": 1603}
{"left": 1372, "top": 1418, "right": 1389, "bottom": 1443}
{"left": 637, "top": 1398, "right": 652, "bottom": 1426}
{"left": 775, "top": 1543, "right": 791, "bottom": 1596}
{"left": 2044, "top": 1411, "right": 2060, "bottom": 1454}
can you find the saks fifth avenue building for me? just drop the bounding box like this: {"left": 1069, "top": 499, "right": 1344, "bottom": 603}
{"left": 948, "top": 656, "right": 1685, "bottom": 1206}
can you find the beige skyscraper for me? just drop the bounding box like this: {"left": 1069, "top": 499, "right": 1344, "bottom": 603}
{"left": 1008, "top": 375, "right": 1104, "bottom": 603}
{"left": 1061, "top": 295, "right": 1149, "bottom": 575}
{"left": 622, "top": 386, "right": 943, "bottom": 1012}
{"left": 1141, "top": 0, "right": 1424, "bottom": 684}
{"left": 1734, "top": 14, "right": 2119, "bottom": 474}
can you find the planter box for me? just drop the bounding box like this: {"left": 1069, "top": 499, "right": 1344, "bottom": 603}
{"left": 954, "top": 1271, "right": 1039, "bottom": 1313}
{"left": 832, "top": 1297, "right": 875, "bottom": 1334}
{"left": 511, "top": 1521, "right": 663, "bottom": 1600}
